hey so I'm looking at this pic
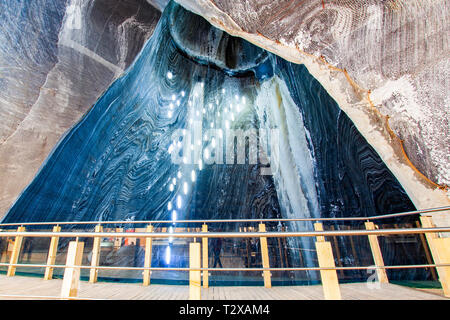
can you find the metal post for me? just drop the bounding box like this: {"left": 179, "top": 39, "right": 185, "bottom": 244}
{"left": 7, "top": 226, "right": 25, "bottom": 277}
{"left": 44, "top": 225, "right": 61, "bottom": 280}
{"left": 89, "top": 225, "right": 103, "bottom": 283}
{"left": 143, "top": 224, "right": 154, "bottom": 286}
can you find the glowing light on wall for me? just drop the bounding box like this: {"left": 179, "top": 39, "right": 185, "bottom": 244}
{"left": 165, "top": 246, "right": 171, "bottom": 264}
{"left": 172, "top": 210, "right": 177, "bottom": 221}
{"left": 177, "top": 195, "right": 182, "bottom": 208}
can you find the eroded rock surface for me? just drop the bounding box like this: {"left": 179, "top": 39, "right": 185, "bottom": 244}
{"left": 0, "top": 0, "right": 161, "bottom": 216}
{"left": 174, "top": 0, "right": 450, "bottom": 209}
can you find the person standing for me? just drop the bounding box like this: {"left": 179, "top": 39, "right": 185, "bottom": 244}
{"left": 212, "top": 237, "right": 223, "bottom": 268}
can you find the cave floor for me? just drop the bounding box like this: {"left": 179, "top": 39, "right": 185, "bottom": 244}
{"left": 0, "top": 274, "right": 447, "bottom": 300}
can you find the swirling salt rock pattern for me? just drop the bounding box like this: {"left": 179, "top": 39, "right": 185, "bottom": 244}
{"left": 2, "top": 3, "right": 428, "bottom": 282}
{"left": 175, "top": 0, "right": 450, "bottom": 206}
{"left": 0, "top": 0, "right": 161, "bottom": 217}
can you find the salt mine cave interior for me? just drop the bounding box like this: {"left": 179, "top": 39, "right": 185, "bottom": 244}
{"left": 0, "top": 0, "right": 448, "bottom": 287}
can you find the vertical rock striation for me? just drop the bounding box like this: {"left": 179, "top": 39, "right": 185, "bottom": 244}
{"left": 0, "top": 0, "right": 161, "bottom": 216}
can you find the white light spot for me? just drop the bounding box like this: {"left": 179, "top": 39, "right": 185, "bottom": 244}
{"left": 183, "top": 182, "right": 188, "bottom": 194}
{"left": 191, "top": 170, "right": 196, "bottom": 182}
{"left": 167, "top": 201, "right": 173, "bottom": 211}
{"left": 172, "top": 210, "right": 177, "bottom": 221}
{"left": 167, "top": 71, "right": 173, "bottom": 79}
{"left": 177, "top": 195, "right": 182, "bottom": 208}
{"left": 165, "top": 246, "right": 171, "bottom": 263}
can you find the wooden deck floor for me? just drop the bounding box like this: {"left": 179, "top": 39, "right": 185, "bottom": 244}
{"left": 0, "top": 275, "right": 447, "bottom": 300}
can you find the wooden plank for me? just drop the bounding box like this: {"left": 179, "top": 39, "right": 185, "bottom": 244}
{"left": 89, "top": 225, "right": 103, "bottom": 283}
{"left": 259, "top": 223, "right": 271, "bottom": 288}
{"left": 313, "top": 223, "right": 325, "bottom": 242}
{"left": 202, "top": 224, "right": 209, "bottom": 288}
{"left": 420, "top": 215, "right": 449, "bottom": 295}
{"left": 189, "top": 242, "right": 201, "bottom": 300}
{"left": 415, "top": 220, "right": 438, "bottom": 281}
{"left": 44, "top": 226, "right": 61, "bottom": 280}
{"left": 7, "top": 226, "right": 25, "bottom": 277}
{"left": 0, "top": 274, "right": 448, "bottom": 300}
{"left": 431, "top": 238, "right": 450, "bottom": 297}
{"left": 365, "top": 222, "right": 389, "bottom": 283}
{"left": 315, "top": 241, "right": 342, "bottom": 300}
{"left": 143, "top": 224, "right": 154, "bottom": 286}
{"left": 329, "top": 225, "right": 344, "bottom": 277}
{"left": 60, "top": 241, "right": 84, "bottom": 299}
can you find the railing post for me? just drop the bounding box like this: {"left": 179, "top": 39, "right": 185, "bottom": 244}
{"left": 61, "top": 240, "right": 85, "bottom": 299}
{"left": 259, "top": 223, "right": 272, "bottom": 288}
{"left": 364, "top": 221, "right": 389, "bottom": 283}
{"left": 114, "top": 228, "right": 123, "bottom": 249}
{"left": 431, "top": 238, "right": 450, "bottom": 297}
{"left": 189, "top": 242, "right": 201, "bottom": 300}
{"left": 44, "top": 225, "right": 61, "bottom": 280}
{"left": 420, "top": 216, "right": 450, "bottom": 297}
{"left": 143, "top": 224, "right": 154, "bottom": 286}
{"left": 7, "top": 226, "right": 25, "bottom": 277}
{"left": 314, "top": 223, "right": 341, "bottom": 300}
{"left": 89, "top": 225, "right": 103, "bottom": 283}
{"left": 202, "top": 224, "right": 209, "bottom": 288}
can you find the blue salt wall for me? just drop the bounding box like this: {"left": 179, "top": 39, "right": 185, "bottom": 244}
{"left": 2, "top": 2, "right": 429, "bottom": 282}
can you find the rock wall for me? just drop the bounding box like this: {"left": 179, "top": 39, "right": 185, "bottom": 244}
{"left": 0, "top": 0, "right": 161, "bottom": 217}
{"left": 174, "top": 0, "right": 450, "bottom": 212}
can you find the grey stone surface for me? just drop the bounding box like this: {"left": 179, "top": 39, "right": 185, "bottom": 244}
{"left": 174, "top": 0, "right": 449, "bottom": 192}
{"left": 0, "top": 0, "right": 161, "bottom": 217}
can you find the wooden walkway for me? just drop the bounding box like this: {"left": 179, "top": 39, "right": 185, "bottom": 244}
{"left": 0, "top": 275, "right": 447, "bottom": 300}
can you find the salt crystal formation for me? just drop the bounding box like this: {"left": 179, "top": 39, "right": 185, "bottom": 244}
{"left": 0, "top": 0, "right": 161, "bottom": 216}
{"left": 1, "top": 2, "right": 430, "bottom": 283}
{"left": 175, "top": 0, "right": 450, "bottom": 211}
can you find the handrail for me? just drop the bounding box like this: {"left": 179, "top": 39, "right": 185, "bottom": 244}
{"left": 1, "top": 221, "right": 449, "bottom": 300}
{"left": 0, "top": 206, "right": 448, "bottom": 228}
{"left": 1, "top": 262, "right": 450, "bottom": 272}
{"left": 0, "top": 226, "right": 449, "bottom": 238}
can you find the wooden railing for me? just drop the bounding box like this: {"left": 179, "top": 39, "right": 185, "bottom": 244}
{"left": 0, "top": 206, "right": 449, "bottom": 300}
